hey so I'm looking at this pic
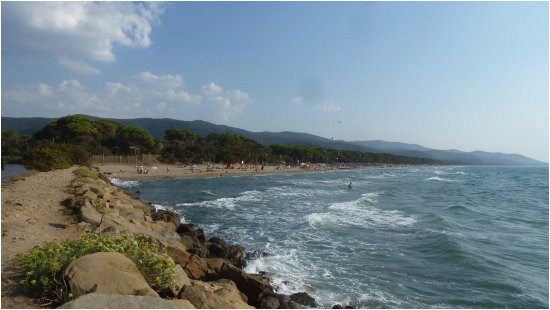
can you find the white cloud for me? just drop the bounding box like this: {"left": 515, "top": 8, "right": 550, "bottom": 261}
{"left": 2, "top": 73, "right": 252, "bottom": 121}
{"left": 165, "top": 89, "right": 201, "bottom": 104}
{"left": 135, "top": 71, "right": 184, "bottom": 89}
{"left": 206, "top": 89, "right": 251, "bottom": 121}
{"left": 37, "top": 83, "right": 53, "bottom": 96}
{"left": 3, "top": 2, "right": 163, "bottom": 73}
{"left": 291, "top": 96, "right": 303, "bottom": 104}
{"left": 201, "top": 82, "right": 223, "bottom": 96}
{"left": 59, "top": 58, "right": 101, "bottom": 75}
{"left": 317, "top": 100, "right": 342, "bottom": 112}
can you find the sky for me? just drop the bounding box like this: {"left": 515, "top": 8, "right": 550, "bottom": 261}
{"left": 1, "top": 1, "right": 548, "bottom": 162}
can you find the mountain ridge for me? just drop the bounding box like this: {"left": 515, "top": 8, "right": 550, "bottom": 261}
{"left": 1, "top": 115, "right": 546, "bottom": 166}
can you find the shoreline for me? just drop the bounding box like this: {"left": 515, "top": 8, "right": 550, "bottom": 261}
{"left": 1, "top": 166, "right": 327, "bottom": 309}
{"left": 94, "top": 162, "right": 423, "bottom": 181}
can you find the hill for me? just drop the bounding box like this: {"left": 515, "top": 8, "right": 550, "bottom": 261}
{"left": 2, "top": 116, "right": 545, "bottom": 166}
{"left": 351, "top": 141, "right": 547, "bottom": 166}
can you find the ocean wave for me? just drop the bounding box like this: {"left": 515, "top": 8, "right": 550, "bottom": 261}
{"left": 110, "top": 177, "right": 140, "bottom": 188}
{"left": 307, "top": 193, "right": 415, "bottom": 229}
{"left": 152, "top": 204, "right": 186, "bottom": 222}
{"left": 176, "top": 190, "right": 262, "bottom": 210}
{"left": 425, "top": 176, "right": 456, "bottom": 182}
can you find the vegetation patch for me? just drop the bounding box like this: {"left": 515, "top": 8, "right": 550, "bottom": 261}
{"left": 18, "top": 232, "right": 177, "bottom": 305}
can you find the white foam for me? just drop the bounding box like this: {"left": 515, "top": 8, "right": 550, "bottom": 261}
{"left": 307, "top": 192, "right": 415, "bottom": 229}
{"left": 110, "top": 177, "right": 139, "bottom": 188}
{"left": 425, "top": 176, "right": 456, "bottom": 182}
{"left": 152, "top": 204, "right": 186, "bottom": 223}
{"left": 176, "top": 190, "right": 262, "bottom": 210}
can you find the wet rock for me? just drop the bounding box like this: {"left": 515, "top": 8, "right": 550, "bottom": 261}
{"left": 64, "top": 252, "right": 158, "bottom": 298}
{"left": 152, "top": 209, "right": 181, "bottom": 228}
{"left": 259, "top": 295, "right": 280, "bottom": 309}
{"left": 206, "top": 258, "right": 272, "bottom": 307}
{"left": 289, "top": 292, "right": 319, "bottom": 307}
{"left": 207, "top": 237, "right": 246, "bottom": 268}
{"left": 246, "top": 250, "right": 270, "bottom": 260}
{"left": 344, "top": 305, "right": 355, "bottom": 309}
{"left": 332, "top": 304, "right": 343, "bottom": 309}
{"left": 257, "top": 291, "right": 289, "bottom": 309}
{"left": 288, "top": 301, "right": 306, "bottom": 309}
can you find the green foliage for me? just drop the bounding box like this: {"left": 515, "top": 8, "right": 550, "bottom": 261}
{"left": 73, "top": 167, "right": 98, "bottom": 180}
{"left": 18, "top": 232, "right": 177, "bottom": 305}
{"left": 2, "top": 130, "right": 31, "bottom": 157}
{"left": 22, "top": 145, "right": 73, "bottom": 171}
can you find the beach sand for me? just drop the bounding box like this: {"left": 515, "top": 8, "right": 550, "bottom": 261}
{"left": 1, "top": 168, "right": 81, "bottom": 308}
{"left": 94, "top": 163, "right": 322, "bottom": 180}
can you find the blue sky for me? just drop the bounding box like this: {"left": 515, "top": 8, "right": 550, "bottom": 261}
{"left": 2, "top": 2, "right": 548, "bottom": 161}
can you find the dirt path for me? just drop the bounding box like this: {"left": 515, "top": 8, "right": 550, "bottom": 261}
{"left": 1, "top": 168, "right": 81, "bottom": 308}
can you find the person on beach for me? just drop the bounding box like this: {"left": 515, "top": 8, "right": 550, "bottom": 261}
{"left": 348, "top": 182, "right": 352, "bottom": 190}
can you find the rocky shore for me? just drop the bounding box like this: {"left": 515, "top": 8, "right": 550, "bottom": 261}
{"left": 2, "top": 167, "right": 322, "bottom": 309}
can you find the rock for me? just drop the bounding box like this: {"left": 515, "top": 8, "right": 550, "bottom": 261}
{"left": 152, "top": 209, "right": 181, "bottom": 227}
{"left": 207, "top": 259, "right": 272, "bottom": 306}
{"left": 179, "top": 279, "right": 253, "bottom": 309}
{"left": 151, "top": 221, "right": 181, "bottom": 240}
{"left": 176, "top": 223, "right": 195, "bottom": 234}
{"left": 195, "top": 229, "right": 206, "bottom": 244}
{"left": 79, "top": 201, "right": 102, "bottom": 226}
{"left": 77, "top": 222, "right": 93, "bottom": 232}
{"left": 99, "top": 190, "right": 112, "bottom": 202}
{"left": 289, "top": 292, "right": 319, "bottom": 307}
{"left": 170, "top": 299, "right": 196, "bottom": 309}
{"left": 167, "top": 240, "right": 192, "bottom": 265}
{"left": 82, "top": 190, "right": 97, "bottom": 201}
{"left": 344, "top": 305, "right": 354, "bottom": 309}
{"left": 183, "top": 255, "right": 208, "bottom": 280}
{"left": 207, "top": 237, "right": 246, "bottom": 268}
{"left": 332, "top": 304, "right": 343, "bottom": 309}
{"left": 57, "top": 293, "right": 190, "bottom": 309}
{"left": 246, "top": 250, "right": 270, "bottom": 260}
{"left": 288, "top": 301, "right": 306, "bottom": 309}
{"left": 64, "top": 252, "right": 159, "bottom": 298}
{"left": 170, "top": 264, "right": 191, "bottom": 297}
{"left": 259, "top": 295, "right": 280, "bottom": 309}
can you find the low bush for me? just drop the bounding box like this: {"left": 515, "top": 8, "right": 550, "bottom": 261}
{"left": 22, "top": 145, "right": 72, "bottom": 171}
{"left": 18, "top": 232, "right": 177, "bottom": 305}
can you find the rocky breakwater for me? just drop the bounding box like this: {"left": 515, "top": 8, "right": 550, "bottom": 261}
{"left": 57, "top": 167, "right": 319, "bottom": 309}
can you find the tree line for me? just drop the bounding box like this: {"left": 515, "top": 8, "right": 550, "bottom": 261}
{"left": 2, "top": 115, "right": 441, "bottom": 171}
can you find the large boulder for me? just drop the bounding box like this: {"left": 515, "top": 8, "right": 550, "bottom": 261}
{"left": 79, "top": 200, "right": 103, "bottom": 226}
{"left": 206, "top": 258, "right": 272, "bottom": 307}
{"left": 57, "top": 293, "right": 195, "bottom": 309}
{"left": 179, "top": 279, "right": 254, "bottom": 309}
{"left": 183, "top": 255, "right": 208, "bottom": 280}
{"left": 289, "top": 292, "right": 319, "bottom": 307}
{"left": 207, "top": 237, "right": 246, "bottom": 268}
{"left": 152, "top": 209, "right": 181, "bottom": 228}
{"left": 64, "top": 252, "right": 158, "bottom": 298}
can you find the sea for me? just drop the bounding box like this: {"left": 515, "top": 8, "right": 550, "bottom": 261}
{"left": 112, "top": 166, "right": 549, "bottom": 308}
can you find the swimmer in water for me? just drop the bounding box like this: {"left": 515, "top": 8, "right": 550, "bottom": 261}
{"left": 348, "top": 182, "right": 352, "bottom": 189}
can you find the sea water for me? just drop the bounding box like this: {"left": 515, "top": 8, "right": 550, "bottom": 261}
{"left": 113, "top": 166, "right": 549, "bottom": 308}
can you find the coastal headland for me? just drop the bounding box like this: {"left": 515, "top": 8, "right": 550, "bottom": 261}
{"left": 1, "top": 167, "right": 326, "bottom": 309}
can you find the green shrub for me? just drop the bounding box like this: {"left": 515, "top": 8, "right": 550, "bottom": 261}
{"left": 73, "top": 167, "right": 98, "bottom": 180}
{"left": 18, "top": 232, "right": 177, "bottom": 305}
{"left": 22, "top": 145, "right": 73, "bottom": 171}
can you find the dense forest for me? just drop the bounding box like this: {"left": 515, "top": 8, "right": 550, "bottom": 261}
{"left": 2, "top": 115, "right": 441, "bottom": 171}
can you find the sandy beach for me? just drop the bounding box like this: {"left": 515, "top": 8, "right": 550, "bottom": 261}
{"left": 94, "top": 163, "right": 325, "bottom": 180}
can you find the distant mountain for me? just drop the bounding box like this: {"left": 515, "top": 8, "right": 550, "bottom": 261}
{"left": 2, "top": 116, "right": 546, "bottom": 166}
{"left": 1, "top": 116, "right": 377, "bottom": 153}
{"left": 351, "top": 140, "right": 547, "bottom": 166}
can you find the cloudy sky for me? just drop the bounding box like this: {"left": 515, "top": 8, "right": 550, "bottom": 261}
{"left": 1, "top": 2, "right": 548, "bottom": 161}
